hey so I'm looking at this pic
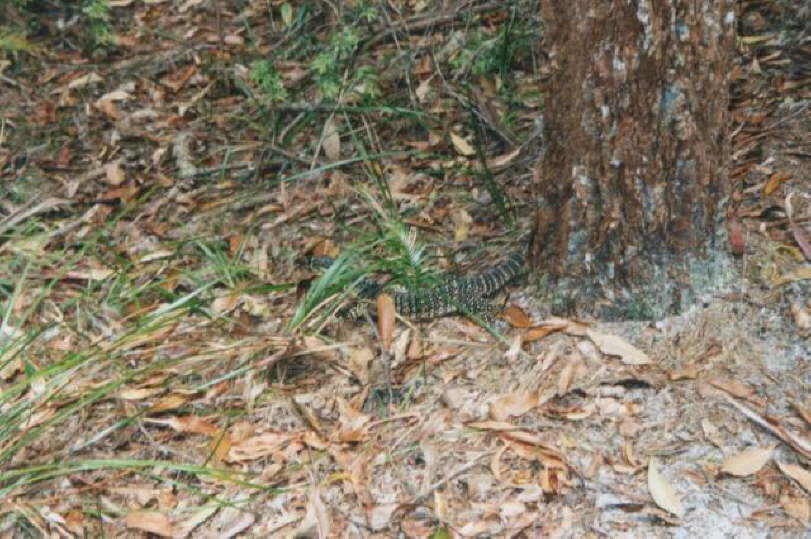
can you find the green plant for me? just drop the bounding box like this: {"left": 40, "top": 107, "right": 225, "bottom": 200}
{"left": 449, "top": 8, "right": 534, "bottom": 79}
{"left": 0, "top": 27, "right": 38, "bottom": 55}
{"left": 250, "top": 60, "right": 288, "bottom": 102}
{"left": 82, "top": 0, "right": 113, "bottom": 47}
{"left": 289, "top": 192, "right": 436, "bottom": 331}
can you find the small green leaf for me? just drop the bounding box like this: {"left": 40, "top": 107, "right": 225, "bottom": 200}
{"left": 280, "top": 3, "right": 293, "bottom": 27}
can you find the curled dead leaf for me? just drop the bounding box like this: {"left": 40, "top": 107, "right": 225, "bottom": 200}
{"left": 125, "top": 511, "right": 174, "bottom": 537}
{"left": 587, "top": 329, "right": 651, "bottom": 365}
{"left": 322, "top": 116, "right": 340, "bottom": 161}
{"left": 523, "top": 320, "right": 569, "bottom": 343}
{"left": 490, "top": 391, "right": 539, "bottom": 421}
{"left": 776, "top": 461, "right": 811, "bottom": 493}
{"left": 647, "top": 458, "right": 685, "bottom": 518}
{"left": 450, "top": 132, "right": 475, "bottom": 156}
{"left": 721, "top": 446, "right": 774, "bottom": 476}
{"left": 503, "top": 305, "right": 532, "bottom": 328}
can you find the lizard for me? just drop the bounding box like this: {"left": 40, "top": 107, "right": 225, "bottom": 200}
{"left": 303, "top": 237, "right": 527, "bottom": 321}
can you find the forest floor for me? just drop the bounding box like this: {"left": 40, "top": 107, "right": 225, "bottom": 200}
{"left": 0, "top": 1, "right": 808, "bottom": 537}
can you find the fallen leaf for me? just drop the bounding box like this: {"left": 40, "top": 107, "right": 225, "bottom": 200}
{"left": 415, "top": 77, "right": 432, "bottom": 102}
{"left": 96, "top": 98, "right": 120, "bottom": 120}
{"left": 450, "top": 132, "right": 475, "bottom": 156}
{"left": 647, "top": 458, "right": 684, "bottom": 518}
{"left": 227, "top": 431, "right": 302, "bottom": 462}
{"left": 724, "top": 396, "right": 811, "bottom": 459}
{"left": 763, "top": 171, "right": 792, "bottom": 196}
{"left": 486, "top": 148, "right": 520, "bottom": 170}
{"left": 523, "top": 319, "right": 570, "bottom": 342}
{"left": 67, "top": 71, "right": 102, "bottom": 89}
{"left": 125, "top": 511, "right": 174, "bottom": 537}
{"left": 721, "top": 446, "right": 774, "bottom": 476}
{"left": 117, "top": 387, "right": 162, "bottom": 400}
{"left": 726, "top": 216, "right": 746, "bottom": 256}
{"left": 780, "top": 495, "right": 809, "bottom": 523}
{"left": 452, "top": 207, "right": 472, "bottom": 241}
{"left": 708, "top": 377, "right": 766, "bottom": 407}
{"left": 161, "top": 64, "right": 197, "bottom": 93}
{"left": 790, "top": 302, "right": 811, "bottom": 329}
{"left": 335, "top": 397, "right": 371, "bottom": 442}
{"left": 322, "top": 116, "right": 340, "bottom": 161}
{"left": 490, "top": 391, "right": 539, "bottom": 421}
{"left": 587, "top": 330, "right": 651, "bottom": 365}
{"left": 503, "top": 305, "right": 532, "bottom": 328}
{"left": 146, "top": 416, "right": 221, "bottom": 436}
{"left": 776, "top": 461, "right": 811, "bottom": 493}
{"left": 303, "top": 486, "right": 331, "bottom": 537}
{"left": 104, "top": 160, "right": 127, "bottom": 187}
{"left": 377, "top": 293, "right": 395, "bottom": 351}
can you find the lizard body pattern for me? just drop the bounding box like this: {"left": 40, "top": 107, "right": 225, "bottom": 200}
{"left": 304, "top": 238, "right": 527, "bottom": 321}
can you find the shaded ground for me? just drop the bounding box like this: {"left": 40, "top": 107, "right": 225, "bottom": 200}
{"left": 0, "top": 1, "right": 808, "bottom": 537}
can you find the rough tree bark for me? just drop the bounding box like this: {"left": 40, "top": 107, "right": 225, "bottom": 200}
{"left": 532, "top": 1, "right": 737, "bottom": 319}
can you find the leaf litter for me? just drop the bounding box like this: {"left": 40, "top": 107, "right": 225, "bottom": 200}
{"left": 0, "top": 0, "right": 809, "bottom": 536}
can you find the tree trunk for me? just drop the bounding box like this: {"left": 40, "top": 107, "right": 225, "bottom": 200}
{"left": 532, "top": 1, "right": 737, "bottom": 319}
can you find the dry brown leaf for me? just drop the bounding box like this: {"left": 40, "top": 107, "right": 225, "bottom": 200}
{"left": 348, "top": 346, "right": 374, "bottom": 385}
{"left": 724, "top": 396, "right": 811, "bottom": 459}
{"left": 490, "top": 391, "right": 539, "bottom": 421}
{"left": 647, "top": 458, "right": 685, "bottom": 518}
{"left": 322, "top": 116, "right": 340, "bottom": 161}
{"left": 587, "top": 329, "right": 651, "bottom": 365}
{"left": 67, "top": 71, "right": 102, "bottom": 89}
{"left": 452, "top": 207, "right": 472, "bottom": 241}
{"left": 117, "top": 387, "right": 163, "bottom": 400}
{"left": 486, "top": 148, "right": 521, "bottom": 170}
{"left": 708, "top": 377, "right": 766, "bottom": 407}
{"left": 781, "top": 495, "right": 809, "bottom": 523}
{"left": 63, "top": 511, "right": 85, "bottom": 535}
{"left": 210, "top": 434, "right": 231, "bottom": 462}
{"left": 148, "top": 394, "right": 190, "bottom": 413}
{"left": 226, "top": 431, "right": 302, "bottom": 462}
{"left": 726, "top": 216, "right": 746, "bottom": 256}
{"left": 776, "top": 461, "right": 811, "bottom": 493}
{"left": 790, "top": 302, "right": 811, "bottom": 329}
{"left": 377, "top": 293, "right": 395, "bottom": 350}
{"left": 415, "top": 77, "right": 432, "bottom": 102}
{"left": 503, "top": 305, "right": 532, "bottom": 328}
{"left": 161, "top": 64, "right": 197, "bottom": 93}
{"left": 292, "top": 486, "right": 331, "bottom": 537}
{"left": 146, "top": 416, "right": 221, "bottom": 436}
{"left": 502, "top": 436, "right": 567, "bottom": 470}
{"left": 763, "top": 171, "right": 792, "bottom": 196}
{"left": 450, "top": 132, "right": 475, "bottom": 156}
{"left": 523, "top": 321, "right": 568, "bottom": 343}
{"left": 556, "top": 360, "right": 576, "bottom": 396}
{"left": 124, "top": 511, "right": 174, "bottom": 537}
{"left": 335, "top": 397, "right": 371, "bottom": 443}
{"left": 721, "top": 446, "right": 774, "bottom": 476}
{"left": 96, "top": 98, "right": 120, "bottom": 120}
